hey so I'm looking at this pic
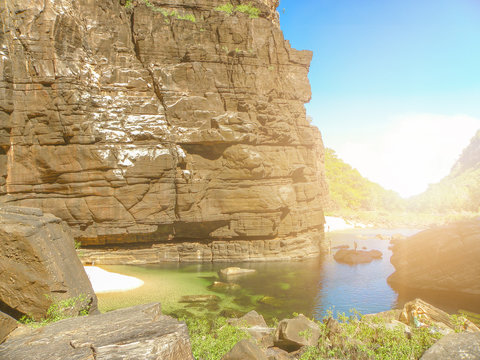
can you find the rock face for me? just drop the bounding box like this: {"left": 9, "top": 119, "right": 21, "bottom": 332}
{"left": 0, "top": 303, "right": 194, "bottom": 360}
{"left": 420, "top": 333, "right": 480, "bottom": 360}
{"left": 388, "top": 219, "right": 480, "bottom": 294}
{"left": 0, "top": 206, "right": 97, "bottom": 320}
{"left": 0, "top": 0, "right": 326, "bottom": 262}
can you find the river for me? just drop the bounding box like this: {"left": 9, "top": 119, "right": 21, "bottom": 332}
{"left": 95, "top": 228, "right": 480, "bottom": 321}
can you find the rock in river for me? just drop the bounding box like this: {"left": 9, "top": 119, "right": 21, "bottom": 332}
{"left": 219, "top": 267, "right": 257, "bottom": 278}
{"left": 0, "top": 303, "right": 194, "bottom": 360}
{"left": 333, "top": 249, "right": 382, "bottom": 264}
{"left": 0, "top": 206, "right": 97, "bottom": 321}
{"left": 388, "top": 218, "right": 480, "bottom": 294}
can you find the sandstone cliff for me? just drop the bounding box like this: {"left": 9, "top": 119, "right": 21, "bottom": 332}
{"left": 0, "top": 0, "right": 326, "bottom": 261}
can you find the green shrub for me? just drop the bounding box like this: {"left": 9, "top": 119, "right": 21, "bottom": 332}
{"left": 235, "top": 3, "right": 260, "bottom": 18}
{"left": 215, "top": 3, "right": 260, "bottom": 19}
{"left": 182, "top": 316, "right": 250, "bottom": 360}
{"left": 19, "top": 294, "right": 90, "bottom": 328}
{"left": 214, "top": 3, "right": 234, "bottom": 15}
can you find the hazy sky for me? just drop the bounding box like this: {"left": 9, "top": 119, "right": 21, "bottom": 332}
{"left": 278, "top": 0, "right": 480, "bottom": 197}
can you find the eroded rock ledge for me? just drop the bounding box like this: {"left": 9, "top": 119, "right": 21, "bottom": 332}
{"left": 0, "top": 0, "right": 326, "bottom": 260}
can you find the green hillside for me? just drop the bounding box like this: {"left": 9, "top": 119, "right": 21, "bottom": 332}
{"left": 408, "top": 130, "right": 480, "bottom": 212}
{"left": 324, "top": 148, "right": 404, "bottom": 212}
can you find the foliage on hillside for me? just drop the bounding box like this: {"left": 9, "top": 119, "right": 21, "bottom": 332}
{"left": 324, "top": 148, "right": 404, "bottom": 212}
{"left": 408, "top": 130, "right": 480, "bottom": 213}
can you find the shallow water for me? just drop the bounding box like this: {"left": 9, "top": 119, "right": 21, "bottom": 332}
{"left": 97, "top": 228, "right": 480, "bottom": 321}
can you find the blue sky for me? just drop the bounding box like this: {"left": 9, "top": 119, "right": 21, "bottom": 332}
{"left": 278, "top": 0, "right": 480, "bottom": 196}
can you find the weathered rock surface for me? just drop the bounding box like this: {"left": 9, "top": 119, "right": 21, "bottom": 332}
{"left": 220, "top": 266, "right": 257, "bottom": 277}
{"left": 228, "top": 311, "right": 274, "bottom": 348}
{"left": 420, "top": 332, "right": 480, "bottom": 360}
{"left": 398, "top": 298, "right": 479, "bottom": 333}
{"left": 0, "top": 303, "right": 194, "bottom": 360}
{"left": 0, "top": 0, "right": 326, "bottom": 262}
{"left": 274, "top": 314, "right": 320, "bottom": 352}
{"left": 388, "top": 219, "right": 480, "bottom": 294}
{"left": 222, "top": 339, "right": 268, "bottom": 360}
{"left": 0, "top": 206, "right": 97, "bottom": 320}
{"left": 333, "top": 249, "right": 382, "bottom": 264}
{"left": 0, "top": 311, "right": 18, "bottom": 344}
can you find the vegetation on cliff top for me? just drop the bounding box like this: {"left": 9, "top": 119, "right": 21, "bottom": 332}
{"left": 214, "top": 3, "right": 261, "bottom": 19}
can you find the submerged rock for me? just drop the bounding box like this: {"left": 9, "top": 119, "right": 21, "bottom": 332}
{"left": 0, "top": 207, "right": 97, "bottom": 321}
{"left": 179, "top": 295, "right": 220, "bottom": 303}
{"left": 0, "top": 303, "right": 194, "bottom": 360}
{"left": 333, "top": 249, "right": 382, "bottom": 264}
{"left": 209, "top": 281, "right": 241, "bottom": 292}
{"left": 219, "top": 267, "right": 257, "bottom": 278}
{"left": 388, "top": 218, "right": 480, "bottom": 294}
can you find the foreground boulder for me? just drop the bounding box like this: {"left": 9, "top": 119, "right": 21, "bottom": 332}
{"left": 420, "top": 332, "right": 480, "bottom": 359}
{"left": 388, "top": 218, "right": 480, "bottom": 294}
{"left": 398, "top": 299, "right": 479, "bottom": 333}
{"left": 222, "top": 339, "right": 267, "bottom": 360}
{"left": 333, "top": 249, "right": 382, "bottom": 264}
{"left": 0, "top": 312, "right": 18, "bottom": 344}
{"left": 228, "top": 311, "right": 274, "bottom": 348}
{"left": 0, "top": 303, "right": 194, "bottom": 360}
{"left": 274, "top": 314, "right": 321, "bottom": 352}
{"left": 0, "top": 207, "right": 97, "bottom": 321}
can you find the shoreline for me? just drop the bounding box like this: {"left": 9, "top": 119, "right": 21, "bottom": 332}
{"left": 324, "top": 216, "right": 371, "bottom": 232}
{"left": 84, "top": 266, "right": 144, "bottom": 293}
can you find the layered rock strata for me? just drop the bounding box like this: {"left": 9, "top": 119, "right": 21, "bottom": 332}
{"left": 388, "top": 218, "right": 480, "bottom": 295}
{"left": 0, "top": 0, "right": 326, "bottom": 261}
{"left": 0, "top": 206, "right": 97, "bottom": 320}
{"left": 0, "top": 303, "right": 194, "bottom": 360}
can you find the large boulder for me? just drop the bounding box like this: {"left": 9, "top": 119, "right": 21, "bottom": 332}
{"left": 420, "top": 332, "right": 480, "bottom": 359}
{"left": 388, "top": 219, "right": 480, "bottom": 294}
{"left": 274, "top": 314, "right": 321, "bottom": 352}
{"left": 0, "top": 303, "right": 194, "bottom": 360}
{"left": 0, "top": 207, "right": 97, "bottom": 320}
{"left": 228, "top": 311, "right": 274, "bottom": 348}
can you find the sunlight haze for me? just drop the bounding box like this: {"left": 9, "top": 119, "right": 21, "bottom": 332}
{"left": 279, "top": 0, "right": 480, "bottom": 197}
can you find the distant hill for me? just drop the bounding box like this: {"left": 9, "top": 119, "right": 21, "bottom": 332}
{"left": 408, "top": 130, "right": 480, "bottom": 212}
{"left": 324, "top": 148, "right": 404, "bottom": 212}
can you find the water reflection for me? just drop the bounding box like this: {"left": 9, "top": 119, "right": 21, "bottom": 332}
{"left": 97, "top": 228, "right": 480, "bottom": 320}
